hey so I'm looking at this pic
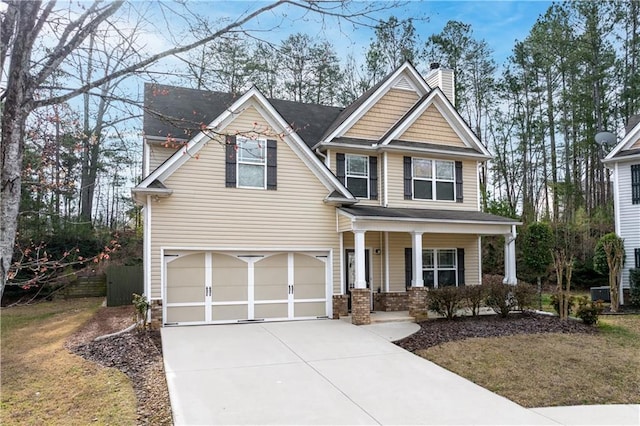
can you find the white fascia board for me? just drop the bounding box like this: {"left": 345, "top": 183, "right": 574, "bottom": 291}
{"left": 350, "top": 218, "right": 516, "bottom": 235}
{"left": 377, "top": 144, "right": 492, "bottom": 160}
{"left": 349, "top": 215, "right": 521, "bottom": 226}
{"left": 321, "top": 63, "right": 429, "bottom": 143}
{"left": 604, "top": 123, "right": 640, "bottom": 160}
{"left": 603, "top": 151, "right": 640, "bottom": 166}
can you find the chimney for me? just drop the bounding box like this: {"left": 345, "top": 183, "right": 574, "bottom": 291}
{"left": 425, "top": 65, "right": 455, "bottom": 106}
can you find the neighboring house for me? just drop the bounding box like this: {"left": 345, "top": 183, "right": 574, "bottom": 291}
{"left": 603, "top": 115, "right": 640, "bottom": 304}
{"left": 132, "top": 62, "right": 520, "bottom": 326}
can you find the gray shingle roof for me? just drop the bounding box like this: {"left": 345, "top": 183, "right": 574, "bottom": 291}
{"left": 339, "top": 205, "right": 519, "bottom": 224}
{"left": 143, "top": 84, "right": 343, "bottom": 149}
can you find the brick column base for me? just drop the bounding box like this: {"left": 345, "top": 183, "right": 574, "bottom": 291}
{"left": 149, "top": 300, "right": 163, "bottom": 329}
{"left": 350, "top": 288, "right": 371, "bottom": 325}
{"left": 332, "top": 295, "right": 349, "bottom": 319}
{"left": 408, "top": 287, "right": 429, "bottom": 322}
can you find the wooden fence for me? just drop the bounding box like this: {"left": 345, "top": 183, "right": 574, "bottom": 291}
{"left": 106, "top": 265, "right": 144, "bottom": 307}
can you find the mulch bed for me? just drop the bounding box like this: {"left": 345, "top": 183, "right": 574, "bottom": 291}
{"left": 66, "top": 306, "right": 172, "bottom": 425}
{"left": 395, "top": 312, "right": 598, "bottom": 352}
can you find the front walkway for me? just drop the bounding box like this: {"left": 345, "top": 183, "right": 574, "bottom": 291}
{"left": 162, "top": 320, "right": 556, "bottom": 425}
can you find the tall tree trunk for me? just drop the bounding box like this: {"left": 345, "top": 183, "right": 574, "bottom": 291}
{"left": 0, "top": 1, "right": 40, "bottom": 301}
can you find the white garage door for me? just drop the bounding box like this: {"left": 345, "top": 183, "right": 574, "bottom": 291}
{"left": 164, "top": 251, "right": 329, "bottom": 325}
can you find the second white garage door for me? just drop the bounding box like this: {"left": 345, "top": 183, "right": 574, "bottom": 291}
{"left": 164, "top": 251, "right": 329, "bottom": 325}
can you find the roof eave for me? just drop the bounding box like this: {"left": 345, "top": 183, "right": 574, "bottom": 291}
{"left": 131, "top": 187, "right": 173, "bottom": 204}
{"left": 379, "top": 144, "right": 492, "bottom": 160}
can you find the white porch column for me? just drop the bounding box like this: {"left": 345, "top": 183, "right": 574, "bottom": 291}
{"left": 503, "top": 226, "right": 517, "bottom": 285}
{"left": 412, "top": 232, "right": 424, "bottom": 287}
{"left": 354, "top": 230, "right": 367, "bottom": 289}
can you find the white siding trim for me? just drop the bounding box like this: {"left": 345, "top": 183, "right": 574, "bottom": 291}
{"left": 144, "top": 197, "right": 153, "bottom": 299}
{"left": 384, "top": 232, "right": 390, "bottom": 292}
{"left": 383, "top": 152, "right": 389, "bottom": 207}
{"left": 614, "top": 162, "right": 621, "bottom": 235}
{"left": 247, "top": 260, "right": 255, "bottom": 319}
{"left": 478, "top": 236, "right": 483, "bottom": 286}
{"left": 339, "top": 233, "right": 344, "bottom": 295}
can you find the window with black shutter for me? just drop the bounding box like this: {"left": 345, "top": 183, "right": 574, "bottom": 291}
{"left": 337, "top": 153, "right": 376, "bottom": 199}
{"left": 635, "top": 248, "right": 640, "bottom": 268}
{"left": 226, "top": 136, "right": 275, "bottom": 190}
{"left": 632, "top": 164, "right": 640, "bottom": 204}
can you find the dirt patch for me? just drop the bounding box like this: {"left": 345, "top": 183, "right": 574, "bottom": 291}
{"left": 395, "top": 312, "right": 598, "bottom": 352}
{"left": 66, "top": 305, "right": 172, "bottom": 425}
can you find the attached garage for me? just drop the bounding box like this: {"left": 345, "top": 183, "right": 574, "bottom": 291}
{"left": 163, "top": 251, "right": 330, "bottom": 325}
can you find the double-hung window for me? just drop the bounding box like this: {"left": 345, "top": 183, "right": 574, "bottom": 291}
{"left": 632, "top": 164, "right": 640, "bottom": 204}
{"left": 346, "top": 154, "right": 369, "bottom": 198}
{"left": 412, "top": 158, "right": 455, "bottom": 201}
{"left": 237, "top": 137, "right": 266, "bottom": 189}
{"left": 422, "top": 248, "right": 457, "bottom": 287}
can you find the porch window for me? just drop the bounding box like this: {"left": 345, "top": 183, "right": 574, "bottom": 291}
{"left": 237, "top": 137, "right": 266, "bottom": 188}
{"left": 412, "top": 158, "right": 455, "bottom": 201}
{"left": 346, "top": 154, "right": 369, "bottom": 198}
{"left": 422, "top": 248, "right": 457, "bottom": 287}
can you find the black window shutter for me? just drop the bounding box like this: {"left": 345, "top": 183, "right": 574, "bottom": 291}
{"left": 336, "top": 153, "right": 345, "bottom": 185}
{"left": 635, "top": 248, "right": 640, "bottom": 268}
{"left": 405, "top": 247, "right": 413, "bottom": 288}
{"left": 457, "top": 248, "right": 465, "bottom": 286}
{"left": 266, "top": 139, "right": 277, "bottom": 190}
{"left": 225, "top": 135, "right": 237, "bottom": 188}
{"left": 455, "top": 161, "right": 463, "bottom": 203}
{"left": 632, "top": 164, "right": 640, "bottom": 204}
{"left": 369, "top": 156, "right": 378, "bottom": 200}
{"left": 404, "top": 156, "right": 412, "bottom": 199}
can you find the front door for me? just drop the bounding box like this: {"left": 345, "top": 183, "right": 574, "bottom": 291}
{"left": 345, "top": 249, "right": 370, "bottom": 310}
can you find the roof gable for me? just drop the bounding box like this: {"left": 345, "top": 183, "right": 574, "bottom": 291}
{"left": 137, "top": 87, "right": 354, "bottom": 201}
{"left": 319, "top": 62, "right": 430, "bottom": 144}
{"left": 604, "top": 119, "right": 640, "bottom": 162}
{"left": 380, "top": 88, "right": 491, "bottom": 157}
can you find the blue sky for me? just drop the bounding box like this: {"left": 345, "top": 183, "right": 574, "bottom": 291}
{"left": 198, "top": 0, "right": 554, "bottom": 68}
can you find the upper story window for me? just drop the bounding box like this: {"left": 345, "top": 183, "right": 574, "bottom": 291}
{"left": 632, "top": 164, "right": 640, "bottom": 204}
{"left": 346, "top": 154, "right": 369, "bottom": 198}
{"left": 336, "top": 153, "right": 378, "bottom": 200}
{"left": 225, "top": 135, "right": 277, "bottom": 190}
{"left": 237, "top": 137, "right": 266, "bottom": 188}
{"left": 411, "top": 158, "right": 455, "bottom": 201}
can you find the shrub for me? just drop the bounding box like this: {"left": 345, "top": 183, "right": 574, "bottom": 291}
{"left": 132, "top": 293, "right": 150, "bottom": 329}
{"left": 513, "top": 283, "right": 536, "bottom": 310}
{"left": 629, "top": 268, "right": 640, "bottom": 308}
{"left": 575, "top": 296, "right": 604, "bottom": 325}
{"left": 428, "top": 286, "right": 464, "bottom": 320}
{"left": 463, "top": 285, "right": 486, "bottom": 316}
{"left": 550, "top": 293, "right": 575, "bottom": 316}
{"left": 485, "top": 281, "right": 517, "bottom": 318}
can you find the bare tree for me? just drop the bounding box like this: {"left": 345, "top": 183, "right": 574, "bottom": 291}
{"left": 0, "top": 0, "right": 399, "bottom": 300}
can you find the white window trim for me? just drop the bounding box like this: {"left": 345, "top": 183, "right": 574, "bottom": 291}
{"left": 422, "top": 248, "right": 458, "bottom": 288}
{"left": 237, "top": 136, "right": 267, "bottom": 189}
{"left": 346, "top": 154, "right": 369, "bottom": 199}
{"left": 412, "top": 158, "right": 456, "bottom": 202}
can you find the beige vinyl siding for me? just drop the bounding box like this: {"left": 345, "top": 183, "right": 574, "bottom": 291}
{"left": 630, "top": 138, "right": 640, "bottom": 149}
{"left": 148, "top": 143, "right": 179, "bottom": 172}
{"left": 344, "top": 88, "right": 419, "bottom": 140}
{"left": 399, "top": 104, "right": 466, "bottom": 147}
{"left": 330, "top": 150, "right": 381, "bottom": 206}
{"left": 387, "top": 232, "right": 480, "bottom": 292}
{"left": 337, "top": 212, "right": 352, "bottom": 232}
{"left": 386, "top": 152, "right": 479, "bottom": 210}
{"left": 150, "top": 106, "right": 341, "bottom": 299}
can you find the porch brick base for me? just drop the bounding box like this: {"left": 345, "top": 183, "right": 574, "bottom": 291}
{"left": 332, "top": 294, "right": 349, "bottom": 319}
{"left": 408, "top": 287, "right": 429, "bottom": 321}
{"left": 351, "top": 288, "right": 371, "bottom": 325}
{"left": 373, "top": 292, "right": 409, "bottom": 311}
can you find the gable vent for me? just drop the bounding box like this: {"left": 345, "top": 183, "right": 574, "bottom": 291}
{"left": 393, "top": 76, "right": 414, "bottom": 91}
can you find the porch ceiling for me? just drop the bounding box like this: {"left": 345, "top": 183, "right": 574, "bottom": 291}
{"left": 337, "top": 205, "right": 520, "bottom": 235}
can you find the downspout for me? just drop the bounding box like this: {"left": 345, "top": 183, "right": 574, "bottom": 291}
{"left": 144, "top": 195, "right": 152, "bottom": 322}
{"left": 315, "top": 148, "right": 328, "bottom": 167}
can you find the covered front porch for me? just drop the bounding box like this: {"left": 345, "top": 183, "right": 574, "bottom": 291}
{"left": 334, "top": 205, "right": 521, "bottom": 325}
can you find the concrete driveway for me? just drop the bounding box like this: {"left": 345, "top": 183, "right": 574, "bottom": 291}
{"left": 162, "top": 320, "right": 559, "bottom": 425}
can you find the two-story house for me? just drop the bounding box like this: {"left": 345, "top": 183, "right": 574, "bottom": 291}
{"left": 132, "top": 61, "right": 520, "bottom": 326}
{"left": 603, "top": 115, "right": 640, "bottom": 305}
